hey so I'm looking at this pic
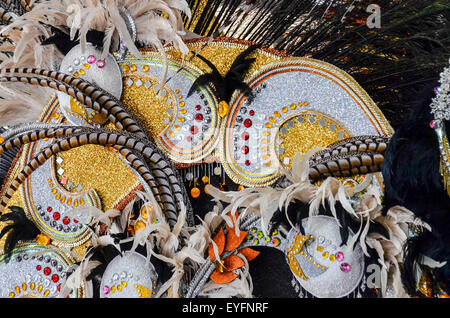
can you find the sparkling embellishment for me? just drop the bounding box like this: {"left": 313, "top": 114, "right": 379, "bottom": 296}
{"left": 340, "top": 263, "right": 351, "bottom": 273}
{"left": 195, "top": 114, "right": 203, "bottom": 121}
{"left": 51, "top": 274, "right": 59, "bottom": 283}
{"left": 43, "top": 267, "right": 51, "bottom": 276}
{"left": 87, "top": 55, "right": 96, "bottom": 64}
{"left": 53, "top": 212, "right": 60, "bottom": 221}
{"left": 97, "top": 60, "right": 106, "bottom": 68}
{"left": 242, "top": 146, "right": 249, "bottom": 155}
{"left": 242, "top": 132, "right": 250, "bottom": 141}
{"left": 244, "top": 119, "right": 252, "bottom": 128}
{"left": 190, "top": 126, "right": 198, "bottom": 135}
{"left": 335, "top": 251, "right": 345, "bottom": 262}
{"left": 73, "top": 58, "right": 80, "bottom": 66}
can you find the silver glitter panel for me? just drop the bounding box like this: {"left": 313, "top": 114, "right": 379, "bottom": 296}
{"left": 0, "top": 244, "right": 77, "bottom": 298}
{"left": 99, "top": 251, "right": 158, "bottom": 298}
{"left": 21, "top": 107, "right": 95, "bottom": 243}
{"left": 223, "top": 60, "right": 388, "bottom": 186}
{"left": 286, "top": 216, "right": 364, "bottom": 298}
{"left": 120, "top": 57, "right": 220, "bottom": 163}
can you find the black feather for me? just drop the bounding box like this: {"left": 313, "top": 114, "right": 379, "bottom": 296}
{"left": 188, "top": 44, "right": 261, "bottom": 103}
{"left": 0, "top": 206, "right": 40, "bottom": 258}
{"left": 40, "top": 26, "right": 105, "bottom": 55}
{"left": 383, "top": 83, "right": 450, "bottom": 296}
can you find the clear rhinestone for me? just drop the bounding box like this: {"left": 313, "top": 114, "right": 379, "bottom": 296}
{"left": 338, "top": 132, "right": 345, "bottom": 139}
{"left": 283, "top": 157, "right": 290, "bottom": 165}
{"left": 319, "top": 119, "right": 327, "bottom": 127}
{"left": 329, "top": 124, "right": 336, "bottom": 131}
{"left": 126, "top": 78, "right": 134, "bottom": 87}
{"left": 56, "top": 157, "right": 63, "bottom": 164}
{"left": 57, "top": 167, "right": 65, "bottom": 175}
{"left": 144, "top": 81, "right": 152, "bottom": 89}
{"left": 309, "top": 116, "right": 316, "bottom": 124}
{"left": 135, "top": 79, "right": 143, "bottom": 87}
{"left": 298, "top": 116, "right": 305, "bottom": 123}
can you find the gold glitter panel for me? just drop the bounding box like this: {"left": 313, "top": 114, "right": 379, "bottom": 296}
{"left": 57, "top": 144, "right": 139, "bottom": 211}
{"left": 276, "top": 112, "right": 350, "bottom": 170}
{"left": 120, "top": 74, "right": 174, "bottom": 140}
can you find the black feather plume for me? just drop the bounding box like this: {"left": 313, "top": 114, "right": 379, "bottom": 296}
{"left": 40, "top": 26, "right": 105, "bottom": 55}
{"left": 188, "top": 44, "right": 261, "bottom": 103}
{"left": 383, "top": 82, "right": 450, "bottom": 296}
{"left": 0, "top": 206, "right": 40, "bottom": 257}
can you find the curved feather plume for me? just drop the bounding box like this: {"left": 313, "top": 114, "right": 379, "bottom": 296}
{"left": 0, "top": 206, "right": 40, "bottom": 257}
{"left": 187, "top": 44, "right": 261, "bottom": 103}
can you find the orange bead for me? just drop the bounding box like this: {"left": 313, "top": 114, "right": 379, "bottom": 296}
{"left": 190, "top": 187, "right": 200, "bottom": 198}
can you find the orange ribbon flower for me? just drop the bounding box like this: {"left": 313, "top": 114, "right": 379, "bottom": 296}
{"left": 208, "top": 212, "right": 260, "bottom": 284}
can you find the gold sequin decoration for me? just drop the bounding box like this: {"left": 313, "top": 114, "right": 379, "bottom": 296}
{"left": 121, "top": 75, "right": 174, "bottom": 140}
{"left": 57, "top": 144, "right": 139, "bottom": 210}
{"left": 276, "top": 112, "right": 350, "bottom": 170}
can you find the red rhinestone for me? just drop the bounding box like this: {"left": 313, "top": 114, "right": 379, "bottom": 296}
{"left": 51, "top": 274, "right": 59, "bottom": 283}
{"left": 57, "top": 284, "right": 61, "bottom": 292}
{"left": 242, "top": 146, "right": 249, "bottom": 155}
{"left": 62, "top": 216, "right": 70, "bottom": 225}
{"left": 187, "top": 136, "right": 192, "bottom": 142}
{"left": 244, "top": 119, "right": 252, "bottom": 128}
{"left": 74, "top": 219, "right": 78, "bottom": 223}
{"left": 47, "top": 207, "right": 52, "bottom": 212}
{"left": 195, "top": 114, "right": 203, "bottom": 121}
{"left": 249, "top": 110, "right": 255, "bottom": 116}
{"left": 36, "top": 265, "right": 41, "bottom": 271}
{"left": 195, "top": 105, "right": 201, "bottom": 111}
{"left": 242, "top": 132, "right": 249, "bottom": 141}
{"left": 190, "top": 126, "right": 198, "bottom": 135}
{"left": 53, "top": 212, "right": 60, "bottom": 221}
{"left": 43, "top": 267, "right": 51, "bottom": 276}
{"left": 245, "top": 160, "right": 251, "bottom": 166}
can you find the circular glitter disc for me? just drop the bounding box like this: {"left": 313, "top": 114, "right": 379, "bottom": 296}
{"left": 119, "top": 53, "right": 220, "bottom": 163}
{"left": 99, "top": 251, "right": 158, "bottom": 298}
{"left": 221, "top": 58, "right": 393, "bottom": 187}
{"left": 285, "top": 216, "right": 364, "bottom": 298}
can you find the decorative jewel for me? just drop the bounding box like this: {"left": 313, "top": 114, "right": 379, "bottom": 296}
{"left": 97, "top": 60, "right": 106, "bottom": 68}
{"left": 340, "top": 263, "right": 351, "bottom": 273}
{"left": 335, "top": 251, "right": 345, "bottom": 262}
{"left": 244, "top": 118, "right": 252, "bottom": 128}
{"left": 43, "top": 267, "right": 51, "bottom": 276}
{"left": 218, "top": 101, "right": 229, "bottom": 117}
{"left": 36, "top": 233, "right": 51, "bottom": 246}
{"left": 87, "top": 55, "right": 96, "bottom": 64}
{"left": 191, "top": 187, "right": 200, "bottom": 198}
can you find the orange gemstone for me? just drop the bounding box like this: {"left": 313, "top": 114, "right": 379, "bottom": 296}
{"left": 190, "top": 187, "right": 200, "bottom": 198}
{"left": 143, "top": 65, "right": 150, "bottom": 72}
{"left": 130, "top": 64, "right": 137, "bottom": 72}
{"left": 0, "top": 137, "right": 4, "bottom": 144}
{"left": 123, "top": 65, "right": 130, "bottom": 72}
{"left": 36, "top": 234, "right": 51, "bottom": 246}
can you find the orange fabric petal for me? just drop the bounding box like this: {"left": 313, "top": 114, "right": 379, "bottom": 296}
{"left": 223, "top": 255, "right": 245, "bottom": 271}
{"left": 208, "top": 227, "right": 225, "bottom": 261}
{"left": 210, "top": 270, "right": 239, "bottom": 284}
{"left": 238, "top": 247, "right": 260, "bottom": 262}
{"left": 225, "top": 229, "right": 248, "bottom": 251}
